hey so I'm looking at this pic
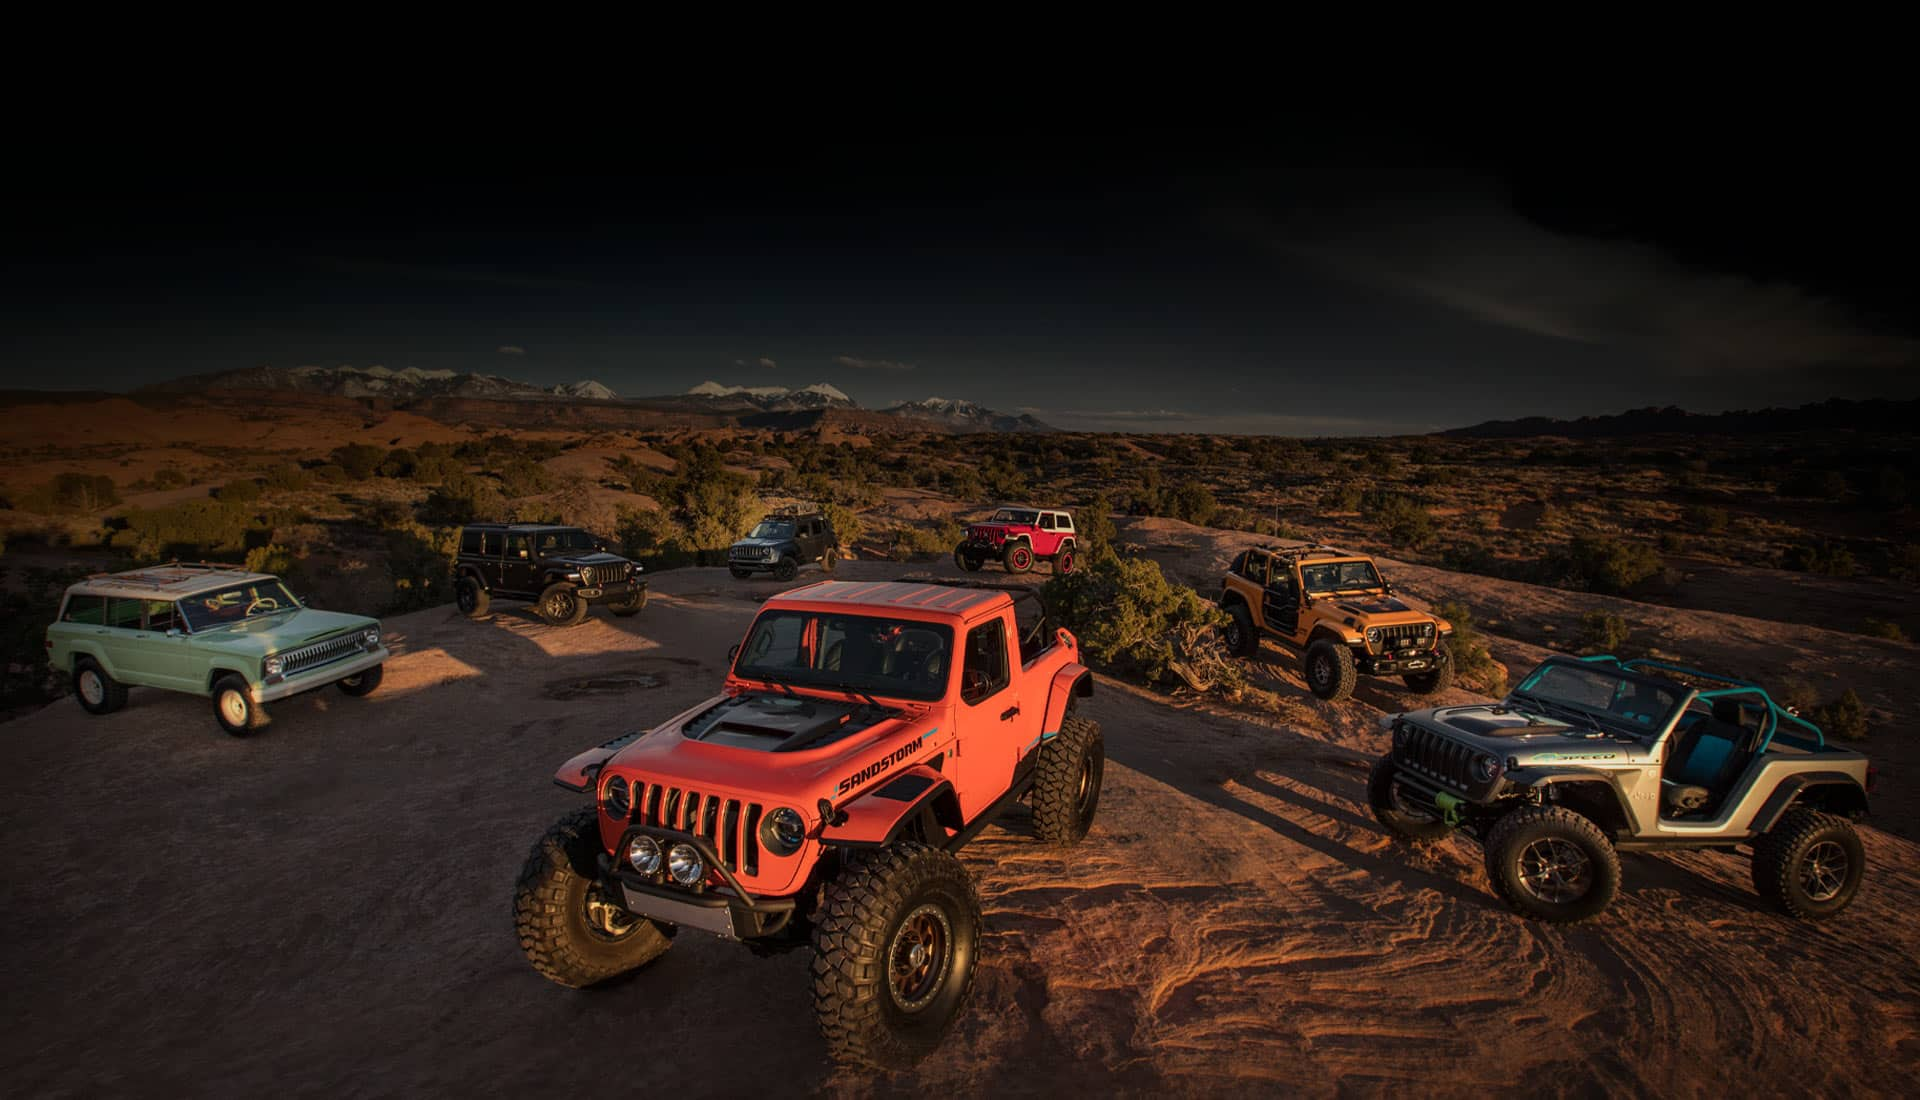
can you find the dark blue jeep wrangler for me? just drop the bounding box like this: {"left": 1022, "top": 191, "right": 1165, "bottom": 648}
{"left": 728, "top": 511, "right": 837, "bottom": 581}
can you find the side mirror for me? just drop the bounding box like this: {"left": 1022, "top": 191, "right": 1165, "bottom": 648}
{"left": 166, "top": 627, "right": 183, "bottom": 638}
{"left": 727, "top": 643, "right": 740, "bottom": 664}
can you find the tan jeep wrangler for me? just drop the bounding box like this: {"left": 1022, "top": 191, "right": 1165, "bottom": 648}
{"left": 1218, "top": 544, "right": 1453, "bottom": 701}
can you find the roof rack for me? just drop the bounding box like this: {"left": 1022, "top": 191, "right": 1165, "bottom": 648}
{"left": 1262, "top": 544, "right": 1351, "bottom": 563}
{"left": 85, "top": 560, "right": 249, "bottom": 583}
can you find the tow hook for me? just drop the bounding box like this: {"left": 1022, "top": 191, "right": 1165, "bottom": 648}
{"left": 1434, "top": 791, "right": 1465, "bottom": 828}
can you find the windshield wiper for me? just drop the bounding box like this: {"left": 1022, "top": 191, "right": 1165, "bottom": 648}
{"left": 747, "top": 670, "right": 803, "bottom": 700}
{"left": 829, "top": 682, "right": 885, "bottom": 710}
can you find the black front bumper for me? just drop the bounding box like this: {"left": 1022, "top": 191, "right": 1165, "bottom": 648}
{"left": 600, "top": 826, "right": 795, "bottom": 941}
{"left": 576, "top": 578, "right": 645, "bottom": 604}
{"left": 1360, "top": 650, "right": 1441, "bottom": 675}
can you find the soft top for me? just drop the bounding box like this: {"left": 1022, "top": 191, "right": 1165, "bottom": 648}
{"left": 68, "top": 562, "right": 275, "bottom": 601}
{"left": 461, "top": 522, "right": 585, "bottom": 532}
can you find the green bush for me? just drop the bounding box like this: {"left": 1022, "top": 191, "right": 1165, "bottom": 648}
{"left": 1320, "top": 481, "right": 1364, "bottom": 513}
{"left": 151, "top": 466, "right": 190, "bottom": 490}
{"left": 821, "top": 501, "right": 864, "bottom": 549}
{"left": 1042, "top": 555, "right": 1227, "bottom": 687}
{"left": 1783, "top": 541, "right": 1857, "bottom": 577}
{"left": 218, "top": 478, "right": 262, "bottom": 503}
{"left": 1550, "top": 535, "right": 1663, "bottom": 593}
{"left": 495, "top": 456, "right": 555, "bottom": 498}
{"left": 331, "top": 443, "right": 385, "bottom": 480}
{"left": 1685, "top": 504, "right": 1730, "bottom": 532}
{"left": 1367, "top": 493, "right": 1435, "bottom": 550}
{"left": 421, "top": 471, "right": 506, "bottom": 526}
{"left": 1434, "top": 599, "right": 1506, "bottom": 694}
{"left": 18, "top": 473, "right": 119, "bottom": 514}
{"left": 262, "top": 464, "right": 312, "bottom": 492}
{"left": 117, "top": 499, "right": 258, "bottom": 558}
{"left": 1076, "top": 494, "right": 1118, "bottom": 563}
{"left": 1863, "top": 618, "right": 1909, "bottom": 643}
{"left": 1579, "top": 610, "right": 1630, "bottom": 655}
{"left": 1169, "top": 479, "right": 1218, "bottom": 526}
{"left": 1809, "top": 689, "right": 1869, "bottom": 741}
{"left": 245, "top": 543, "right": 297, "bottom": 577}
{"left": 384, "top": 524, "right": 460, "bottom": 614}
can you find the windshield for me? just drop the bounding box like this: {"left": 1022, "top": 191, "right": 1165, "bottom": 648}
{"left": 1300, "top": 560, "right": 1383, "bottom": 593}
{"left": 988, "top": 509, "right": 1037, "bottom": 525}
{"left": 535, "top": 529, "right": 599, "bottom": 553}
{"left": 180, "top": 579, "right": 301, "bottom": 631}
{"left": 733, "top": 610, "right": 954, "bottom": 702}
{"left": 749, "top": 521, "right": 795, "bottom": 540}
{"left": 1513, "top": 661, "right": 1684, "bottom": 734}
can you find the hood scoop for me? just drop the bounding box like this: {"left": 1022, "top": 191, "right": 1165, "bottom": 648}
{"left": 1338, "top": 596, "right": 1409, "bottom": 614}
{"left": 684, "top": 693, "right": 890, "bottom": 752}
{"left": 1439, "top": 706, "right": 1569, "bottom": 739}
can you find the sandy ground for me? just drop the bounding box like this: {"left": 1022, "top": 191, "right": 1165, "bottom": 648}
{"left": 3, "top": 561, "right": 1918, "bottom": 1098}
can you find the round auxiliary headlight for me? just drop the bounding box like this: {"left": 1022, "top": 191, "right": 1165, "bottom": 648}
{"left": 363, "top": 628, "right": 380, "bottom": 647}
{"left": 603, "top": 775, "right": 630, "bottom": 818}
{"left": 264, "top": 656, "right": 284, "bottom": 677}
{"left": 626, "top": 835, "right": 662, "bottom": 875}
{"left": 1365, "top": 627, "right": 1382, "bottom": 645}
{"left": 762, "top": 807, "right": 806, "bottom": 855}
{"left": 667, "top": 843, "right": 705, "bottom": 886}
{"left": 1474, "top": 754, "right": 1500, "bottom": 782}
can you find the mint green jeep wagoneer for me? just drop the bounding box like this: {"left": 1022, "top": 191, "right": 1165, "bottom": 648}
{"left": 46, "top": 562, "right": 389, "bottom": 736}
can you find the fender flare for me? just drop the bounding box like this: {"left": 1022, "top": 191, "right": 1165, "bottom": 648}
{"left": 819, "top": 766, "right": 963, "bottom": 848}
{"left": 68, "top": 643, "right": 114, "bottom": 679}
{"left": 204, "top": 662, "right": 255, "bottom": 694}
{"left": 1307, "top": 624, "right": 1361, "bottom": 648}
{"left": 1529, "top": 771, "right": 1636, "bottom": 833}
{"left": 1748, "top": 771, "right": 1871, "bottom": 833}
{"left": 1039, "top": 663, "right": 1093, "bottom": 743}
{"left": 456, "top": 564, "right": 490, "bottom": 591}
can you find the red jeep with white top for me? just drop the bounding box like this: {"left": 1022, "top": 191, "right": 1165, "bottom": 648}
{"left": 953, "top": 506, "right": 1078, "bottom": 575}
{"left": 513, "top": 578, "right": 1102, "bottom": 1067}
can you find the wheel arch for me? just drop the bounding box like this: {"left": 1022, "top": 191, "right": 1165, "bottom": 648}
{"left": 205, "top": 663, "right": 255, "bottom": 694}
{"left": 456, "top": 564, "right": 490, "bottom": 589}
{"left": 820, "top": 767, "right": 964, "bottom": 849}
{"left": 1536, "top": 776, "right": 1634, "bottom": 836}
{"left": 1750, "top": 772, "right": 1872, "bottom": 832}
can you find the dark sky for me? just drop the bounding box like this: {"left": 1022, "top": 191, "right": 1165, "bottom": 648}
{"left": 6, "top": 113, "right": 1916, "bottom": 435}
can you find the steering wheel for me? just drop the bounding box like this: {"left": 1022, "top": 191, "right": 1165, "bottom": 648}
{"left": 245, "top": 597, "right": 280, "bottom": 617}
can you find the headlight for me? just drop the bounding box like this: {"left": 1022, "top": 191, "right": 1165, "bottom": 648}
{"left": 363, "top": 628, "right": 380, "bottom": 648}
{"left": 667, "top": 843, "right": 704, "bottom": 886}
{"left": 579, "top": 566, "right": 595, "bottom": 585}
{"left": 264, "top": 655, "right": 284, "bottom": 677}
{"left": 1391, "top": 721, "right": 1409, "bottom": 749}
{"left": 765, "top": 547, "right": 778, "bottom": 560}
{"left": 1420, "top": 622, "right": 1436, "bottom": 638}
{"left": 761, "top": 807, "right": 806, "bottom": 855}
{"left": 1365, "top": 627, "right": 1382, "bottom": 645}
{"left": 626, "top": 835, "right": 662, "bottom": 875}
{"left": 603, "top": 775, "right": 630, "bottom": 818}
{"left": 1474, "top": 754, "right": 1501, "bottom": 782}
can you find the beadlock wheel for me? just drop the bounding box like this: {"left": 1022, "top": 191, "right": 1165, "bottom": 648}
{"left": 888, "top": 903, "right": 954, "bottom": 1013}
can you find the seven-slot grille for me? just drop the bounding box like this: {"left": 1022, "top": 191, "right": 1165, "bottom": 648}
{"left": 1397, "top": 725, "right": 1474, "bottom": 790}
{"left": 1374, "top": 623, "right": 1429, "bottom": 651}
{"left": 277, "top": 632, "right": 365, "bottom": 676}
{"left": 629, "top": 780, "right": 765, "bottom": 876}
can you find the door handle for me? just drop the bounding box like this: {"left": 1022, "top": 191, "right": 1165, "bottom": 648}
{"left": 1000, "top": 705, "right": 1020, "bottom": 721}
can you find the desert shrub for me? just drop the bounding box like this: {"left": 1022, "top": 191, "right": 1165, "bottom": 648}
{"left": 1685, "top": 504, "right": 1730, "bottom": 532}
{"left": 1434, "top": 599, "right": 1506, "bottom": 694}
{"left": 1042, "top": 555, "right": 1228, "bottom": 688}
{"left": 383, "top": 523, "right": 460, "bottom": 614}
{"left": 244, "top": 543, "right": 297, "bottom": 578}
{"left": 1890, "top": 544, "right": 1920, "bottom": 583}
{"left": 116, "top": 499, "right": 258, "bottom": 558}
{"left": 821, "top": 501, "right": 864, "bottom": 549}
{"left": 18, "top": 473, "right": 119, "bottom": 514}
{"left": 1366, "top": 492, "right": 1435, "bottom": 550}
{"left": 357, "top": 498, "right": 414, "bottom": 531}
{"left": 408, "top": 453, "right": 462, "bottom": 484}
{"left": 1076, "top": 494, "right": 1118, "bottom": 562}
{"left": 1579, "top": 610, "right": 1630, "bottom": 655}
{"left": 614, "top": 505, "right": 697, "bottom": 569}
{"left": 1863, "top": 618, "right": 1909, "bottom": 643}
{"left": 1809, "top": 689, "right": 1869, "bottom": 741}
{"left": 331, "top": 443, "right": 385, "bottom": 480}
{"left": 672, "top": 472, "right": 758, "bottom": 565}
{"left": 1, "top": 565, "right": 91, "bottom": 710}
{"left": 218, "top": 478, "right": 262, "bottom": 503}
{"left": 151, "top": 466, "right": 190, "bottom": 490}
{"left": 310, "top": 463, "right": 349, "bottom": 483}
{"left": 1169, "top": 479, "right": 1218, "bottom": 526}
{"left": 889, "top": 519, "right": 961, "bottom": 559}
{"left": 1549, "top": 535, "right": 1663, "bottom": 593}
{"left": 378, "top": 448, "right": 417, "bottom": 478}
{"left": 1783, "top": 541, "right": 1856, "bottom": 577}
{"left": 495, "top": 456, "right": 555, "bottom": 498}
{"left": 262, "top": 463, "right": 312, "bottom": 492}
{"left": 421, "top": 471, "right": 507, "bottom": 526}
{"left": 1319, "top": 481, "right": 1363, "bottom": 513}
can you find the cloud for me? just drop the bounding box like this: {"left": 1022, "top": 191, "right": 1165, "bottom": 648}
{"left": 1050, "top": 408, "right": 1407, "bottom": 436}
{"left": 497, "top": 345, "right": 526, "bottom": 355}
{"left": 758, "top": 357, "right": 777, "bottom": 369}
{"left": 834, "top": 355, "right": 916, "bottom": 371}
{"left": 1270, "top": 198, "right": 1919, "bottom": 374}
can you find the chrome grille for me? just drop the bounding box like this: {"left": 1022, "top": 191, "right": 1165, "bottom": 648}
{"left": 278, "top": 632, "right": 365, "bottom": 675}
{"left": 629, "top": 779, "right": 762, "bottom": 874}
{"left": 1397, "top": 726, "right": 1473, "bottom": 790}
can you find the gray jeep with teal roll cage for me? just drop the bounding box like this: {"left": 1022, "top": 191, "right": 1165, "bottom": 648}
{"left": 1369, "top": 654, "right": 1871, "bottom": 923}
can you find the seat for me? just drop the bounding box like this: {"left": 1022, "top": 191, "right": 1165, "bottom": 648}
{"left": 1661, "top": 699, "right": 1753, "bottom": 817}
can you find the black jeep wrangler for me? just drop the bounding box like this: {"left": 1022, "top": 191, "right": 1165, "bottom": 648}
{"left": 454, "top": 523, "right": 646, "bottom": 625}
{"left": 727, "top": 510, "right": 838, "bottom": 581}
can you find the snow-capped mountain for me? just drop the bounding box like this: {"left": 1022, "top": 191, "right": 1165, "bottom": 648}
{"left": 144, "top": 365, "right": 617, "bottom": 401}
{"left": 881, "top": 396, "right": 1051, "bottom": 433}
{"left": 682, "top": 381, "right": 855, "bottom": 410}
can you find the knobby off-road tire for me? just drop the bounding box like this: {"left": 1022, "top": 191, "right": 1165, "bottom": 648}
{"left": 773, "top": 557, "right": 799, "bottom": 582}
{"left": 822, "top": 548, "right": 837, "bottom": 573}
{"left": 513, "top": 807, "right": 671, "bottom": 988}
{"left": 538, "top": 582, "right": 590, "bottom": 626}
{"left": 1368, "top": 755, "right": 1451, "bottom": 844}
{"left": 1751, "top": 808, "right": 1865, "bottom": 920}
{"left": 730, "top": 566, "right": 753, "bottom": 580}
{"left": 456, "top": 576, "right": 490, "bottom": 619}
{"left": 954, "top": 546, "right": 983, "bottom": 572}
{"left": 73, "top": 656, "right": 128, "bottom": 715}
{"left": 211, "top": 673, "right": 269, "bottom": 737}
{"left": 1054, "top": 548, "right": 1076, "bottom": 575}
{"left": 1304, "top": 639, "right": 1357, "bottom": 701}
{"left": 1222, "top": 603, "right": 1257, "bottom": 658}
{"left": 1483, "top": 806, "right": 1621, "bottom": 923}
{"left": 335, "top": 663, "right": 383, "bottom": 696}
{"left": 1003, "top": 541, "right": 1034, "bottom": 574}
{"left": 608, "top": 587, "right": 648, "bottom": 618}
{"left": 811, "top": 842, "right": 982, "bottom": 1068}
{"left": 1403, "top": 642, "right": 1455, "bottom": 695}
{"left": 1032, "top": 716, "right": 1104, "bottom": 846}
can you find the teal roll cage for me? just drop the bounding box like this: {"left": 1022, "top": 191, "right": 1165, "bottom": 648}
{"left": 1576, "top": 654, "right": 1827, "bottom": 751}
